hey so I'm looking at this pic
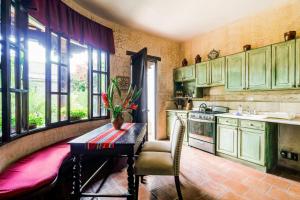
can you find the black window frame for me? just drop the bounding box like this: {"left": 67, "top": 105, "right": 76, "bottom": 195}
{"left": 0, "top": 0, "right": 110, "bottom": 144}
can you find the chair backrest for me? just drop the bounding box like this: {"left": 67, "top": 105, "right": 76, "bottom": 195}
{"left": 170, "top": 116, "right": 185, "bottom": 176}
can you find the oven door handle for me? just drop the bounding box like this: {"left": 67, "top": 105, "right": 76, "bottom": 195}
{"left": 188, "top": 118, "right": 215, "bottom": 123}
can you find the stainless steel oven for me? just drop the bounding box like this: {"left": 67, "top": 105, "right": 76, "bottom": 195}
{"left": 188, "top": 106, "right": 228, "bottom": 154}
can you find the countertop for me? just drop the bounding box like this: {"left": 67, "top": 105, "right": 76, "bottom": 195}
{"left": 165, "top": 109, "right": 191, "bottom": 113}
{"left": 216, "top": 113, "right": 300, "bottom": 126}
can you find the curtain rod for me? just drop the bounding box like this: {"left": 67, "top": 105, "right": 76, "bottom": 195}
{"left": 126, "top": 50, "right": 161, "bottom": 62}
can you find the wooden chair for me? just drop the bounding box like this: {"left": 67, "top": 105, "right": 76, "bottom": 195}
{"left": 134, "top": 117, "right": 185, "bottom": 200}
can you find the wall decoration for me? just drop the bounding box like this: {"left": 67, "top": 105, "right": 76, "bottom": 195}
{"left": 195, "top": 54, "right": 202, "bottom": 63}
{"left": 284, "top": 31, "right": 296, "bottom": 41}
{"left": 243, "top": 44, "right": 251, "bottom": 51}
{"left": 207, "top": 49, "right": 220, "bottom": 60}
{"left": 116, "top": 76, "right": 130, "bottom": 90}
{"left": 182, "top": 58, "right": 188, "bottom": 66}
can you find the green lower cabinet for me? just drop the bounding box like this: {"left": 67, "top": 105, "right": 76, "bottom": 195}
{"left": 238, "top": 128, "right": 265, "bottom": 165}
{"left": 272, "top": 40, "right": 296, "bottom": 89}
{"left": 217, "top": 117, "right": 278, "bottom": 171}
{"left": 225, "top": 52, "right": 246, "bottom": 91}
{"left": 166, "top": 111, "right": 188, "bottom": 142}
{"left": 246, "top": 46, "right": 271, "bottom": 90}
{"left": 166, "top": 112, "right": 175, "bottom": 137}
{"left": 216, "top": 125, "right": 238, "bottom": 157}
{"left": 296, "top": 38, "right": 300, "bottom": 88}
{"left": 196, "top": 62, "right": 210, "bottom": 87}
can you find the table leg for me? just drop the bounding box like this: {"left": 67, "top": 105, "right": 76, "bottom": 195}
{"left": 72, "top": 154, "right": 82, "bottom": 200}
{"left": 127, "top": 155, "right": 135, "bottom": 200}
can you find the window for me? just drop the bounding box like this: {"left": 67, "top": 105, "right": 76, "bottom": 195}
{"left": 91, "top": 49, "right": 109, "bottom": 118}
{"left": 70, "top": 41, "right": 88, "bottom": 121}
{"left": 0, "top": 1, "right": 110, "bottom": 143}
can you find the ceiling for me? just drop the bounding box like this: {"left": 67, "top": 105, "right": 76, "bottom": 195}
{"left": 74, "top": 0, "right": 292, "bottom": 41}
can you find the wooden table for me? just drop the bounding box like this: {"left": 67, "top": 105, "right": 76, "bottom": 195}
{"left": 68, "top": 123, "right": 147, "bottom": 200}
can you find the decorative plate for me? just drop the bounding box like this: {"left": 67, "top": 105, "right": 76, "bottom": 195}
{"left": 207, "top": 49, "right": 220, "bottom": 60}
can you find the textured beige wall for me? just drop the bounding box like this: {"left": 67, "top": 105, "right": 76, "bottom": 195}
{"left": 63, "top": 0, "right": 182, "bottom": 139}
{"left": 180, "top": 1, "right": 300, "bottom": 170}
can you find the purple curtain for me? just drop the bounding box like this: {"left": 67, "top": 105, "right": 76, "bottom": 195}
{"left": 24, "top": 0, "right": 115, "bottom": 54}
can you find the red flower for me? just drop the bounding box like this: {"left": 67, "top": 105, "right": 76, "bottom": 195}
{"left": 130, "top": 103, "right": 138, "bottom": 110}
{"left": 101, "top": 92, "right": 109, "bottom": 108}
{"left": 123, "top": 99, "right": 130, "bottom": 109}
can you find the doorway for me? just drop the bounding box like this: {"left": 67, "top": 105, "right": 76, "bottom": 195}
{"left": 147, "top": 61, "right": 157, "bottom": 141}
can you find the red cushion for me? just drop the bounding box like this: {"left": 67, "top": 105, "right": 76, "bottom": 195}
{"left": 0, "top": 142, "right": 71, "bottom": 199}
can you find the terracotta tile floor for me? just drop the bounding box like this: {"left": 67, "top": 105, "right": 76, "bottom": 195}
{"left": 84, "top": 146, "right": 300, "bottom": 200}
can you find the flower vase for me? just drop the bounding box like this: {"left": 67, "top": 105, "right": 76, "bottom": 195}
{"left": 112, "top": 114, "right": 124, "bottom": 130}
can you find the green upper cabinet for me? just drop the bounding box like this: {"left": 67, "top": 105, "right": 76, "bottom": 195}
{"left": 174, "top": 65, "right": 195, "bottom": 82}
{"left": 296, "top": 39, "right": 300, "bottom": 88}
{"left": 225, "top": 52, "right": 246, "bottom": 91}
{"left": 210, "top": 57, "right": 225, "bottom": 86}
{"left": 195, "top": 61, "right": 210, "bottom": 87}
{"left": 272, "top": 40, "right": 296, "bottom": 89}
{"left": 246, "top": 46, "right": 271, "bottom": 90}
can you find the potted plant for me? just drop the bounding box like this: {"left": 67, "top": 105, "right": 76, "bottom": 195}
{"left": 28, "top": 113, "right": 43, "bottom": 130}
{"left": 70, "top": 109, "right": 87, "bottom": 121}
{"left": 102, "top": 78, "right": 142, "bottom": 130}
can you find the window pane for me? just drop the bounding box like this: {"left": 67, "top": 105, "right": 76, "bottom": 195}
{"left": 10, "top": 5, "right": 16, "bottom": 43}
{"left": 101, "top": 73, "right": 107, "bottom": 93}
{"left": 51, "top": 33, "right": 59, "bottom": 62}
{"left": 61, "top": 37, "right": 68, "bottom": 65}
{"left": 60, "top": 95, "right": 68, "bottom": 121}
{"left": 11, "top": 93, "right": 16, "bottom": 134}
{"left": 51, "top": 64, "right": 58, "bottom": 92}
{"left": 20, "top": 50, "right": 25, "bottom": 89}
{"left": 93, "top": 95, "right": 100, "bottom": 117}
{"left": 101, "top": 52, "right": 106, "bottom": 71}
{"left": 51, "top": 95, "right": 58, "bottom": 123}
{"left": 70, "top": 41, "right": 88, "bottom": 120}
{"left": 10, "top": 49, "right": 16, "bottom": 89}
{"left": 28, "top": 38, "right": 46, "bottom": 128}
{"left": 0, "top": 92, "right": 2, "bottom": 139}
{"left": 61, "top": 66, "right": 68, "bottom": 93}
{"left": 93, "top": 73, "right": 100, "bottom": 93}
{"left": 93, "top": 49, "right": 98, "bottom": 70}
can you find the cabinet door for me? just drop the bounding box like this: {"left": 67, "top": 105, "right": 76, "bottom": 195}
{"left": 210, "top": 57, "right": 225, "bottom": 86}
{"left": 238, "top": 128, "right": 265, "bottom": 165}
{"left": 225, "top": 52, "right": 246, "bottom": 91}
{"left": 181, "top": 117, "right": 188, "bottom": 142}
{"left": 296, "top": 39, "right": 300, "bottom": 87}
{"left": 182, "top": 65, "right": 195, "bottom": 81}
{"left": 196, "top": 62, "right": 210, "bottom": 87}
{"left": 246, "top": 46, "right": 271, "bottom": 90}
{"left": 174, "top": 68, "right": 184, "bottom": 82}
{"left": 272, "top": 40, "right": 296, "bottom": 89}
{"left": 217, "top": 125, "right": 238, "bottom": 157}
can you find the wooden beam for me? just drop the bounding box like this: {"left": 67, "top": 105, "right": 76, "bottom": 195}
{"left": 126, "top": 50, "right": 161, "bottom": 62}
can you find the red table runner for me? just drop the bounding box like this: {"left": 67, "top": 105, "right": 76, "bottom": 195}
{"left": 87, "top": 123, "right": 135, "bottom": 150}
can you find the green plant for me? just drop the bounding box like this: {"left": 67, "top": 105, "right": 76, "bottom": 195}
{"left": 29, "top": 113, "right": 43, "bottom": 126}
{"left": 70, "top": 109, "right": 87, "bottom": 120}
{"left": 102, "top": 78, "right": 142, "bottom": 119}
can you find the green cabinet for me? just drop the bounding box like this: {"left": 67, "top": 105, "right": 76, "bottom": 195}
{"left": 217, "top": 117, "right": 277, "bottom": 171}
{"left": 166, "top": 111, "right": 188, "bottom": 142}
{"left": 217, "top": 124, "right": 238, "bottom": 157}
{"left": 238, "top": 128, "right": 265, "bottom": 165}
{"left": 225, "top": 52, "right": 246, "bottom": 91}
{"left": 195, "top": 62, "right": 210, "bottom": 87}
{"left": 174, "top": 65, "right": 195, "bottom": 82}
{"left": 210, "top": 57, "right": 225, "bottom": 86}
{"left": 246, "top": 46, "right": 271, "bottom": 90}
{"left": 272, "top": 40, "right": 296, "bottom": 89}
{"left": 296, "top": 39, "right": 300, "bottom": 88}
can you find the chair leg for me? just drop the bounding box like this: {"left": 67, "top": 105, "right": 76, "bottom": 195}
{"left": 135, "top": 175, "right": 140, "bottom": 200}
{"left": 174, "top": 176, "right": 183, "bottom": 200}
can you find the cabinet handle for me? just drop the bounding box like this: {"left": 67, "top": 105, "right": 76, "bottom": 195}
{"left": 293, "top": 84, "right": 296, "bottom": 88}
{"left": 250, "top": 123, "right": 254, "bottom": 126}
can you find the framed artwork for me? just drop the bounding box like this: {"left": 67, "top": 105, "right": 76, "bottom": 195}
{"left": 116, "top": 76, "right": 130, "bottom": 90}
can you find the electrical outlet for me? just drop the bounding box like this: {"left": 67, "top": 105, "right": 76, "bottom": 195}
{"left": 280, "top": 150, "right": 288, "bottom": 159}
{"left": 291, "top": 152, "right": 298, "bottom": 161}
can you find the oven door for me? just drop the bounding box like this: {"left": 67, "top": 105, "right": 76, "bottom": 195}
{"left": 188, "top": 118, "right": 215, "bottom": 144}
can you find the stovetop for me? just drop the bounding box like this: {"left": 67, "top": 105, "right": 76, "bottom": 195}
{"left": 189, "top": 106, "right": 229, "bottom": 121}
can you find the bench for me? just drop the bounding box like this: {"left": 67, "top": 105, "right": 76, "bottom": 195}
{"left": 0, "top": 141, "right": 71, "bottom": 199}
